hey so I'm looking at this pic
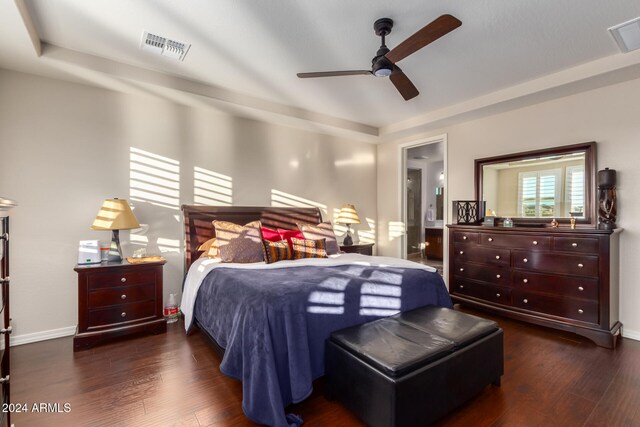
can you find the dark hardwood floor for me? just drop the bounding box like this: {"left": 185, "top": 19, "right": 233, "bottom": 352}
{"left": 11, "top": 307, "right": 640, "bottom": 426}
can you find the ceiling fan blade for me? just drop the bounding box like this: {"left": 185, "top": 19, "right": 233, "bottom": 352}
{"left": 385, "top": 14, "right": 462, "bottom": 64}
{"left": 389, "top": 66, "right": 419, "bottom": 101}
{"left": 297, "top": 70, "right": 372, "bottom": 78}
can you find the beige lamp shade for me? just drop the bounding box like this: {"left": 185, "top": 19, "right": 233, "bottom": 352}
{"left": 91, "top": 198, "right": 140, "bottom": 230}
{"left": 335, "top": 204, "right": 361, "bottom": 225}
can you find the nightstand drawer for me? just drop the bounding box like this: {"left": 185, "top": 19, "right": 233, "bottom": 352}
{"left": 88, "top": 301, "right": 156, "bottom": 329}
{"left": 340, "top": 243, "right": 374, "bottom": 255}
{"left": 88, "top": 283, "right": 156, "bottom": 308}
{"left": 88, "top": 269, "right": 156, "bottom": 289}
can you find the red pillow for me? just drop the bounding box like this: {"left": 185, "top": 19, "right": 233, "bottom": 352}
{"left": 261, "top": 227, "right": 282, "bottom": 242}
{"left": 278, "top": 228, "right": 304, "bottom": 252}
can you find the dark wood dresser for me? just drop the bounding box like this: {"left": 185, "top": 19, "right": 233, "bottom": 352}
{"left": 74, "top": 260, "right": 167, "bottom": 351}
{"left": 0, "top": 208, "right": 13, "bottom": 427}
{"left": 448, "top": 225, "right": 622, "bottom": 348}
{"left": 340, "top": 243, "right": 374, "bottom": 256}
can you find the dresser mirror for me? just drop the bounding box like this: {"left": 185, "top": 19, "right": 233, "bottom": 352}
{"left": 475, "top": 142, "right": 596, "bottom": 225}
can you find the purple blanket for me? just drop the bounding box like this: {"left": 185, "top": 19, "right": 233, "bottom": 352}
{"left": 193, "top": 264, "right": 452, "bottom": 426}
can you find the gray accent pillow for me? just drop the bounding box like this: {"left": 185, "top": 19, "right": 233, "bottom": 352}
{"left": 298, "top": 222, "right": 340, "bottom": 255}
{"left": 212, "top": 220, "right": 264, "bottom": 263}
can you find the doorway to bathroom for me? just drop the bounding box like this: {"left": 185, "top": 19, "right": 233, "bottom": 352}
{"left": 400, "top": 136, "right": 446, "bottom": 275}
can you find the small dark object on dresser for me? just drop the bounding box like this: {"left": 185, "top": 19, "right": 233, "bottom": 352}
{"left": 598, "top": 168, "right": 617, "bottom": 230}
{"left": 325, "top": 306, "right": 503, "bottom": 427}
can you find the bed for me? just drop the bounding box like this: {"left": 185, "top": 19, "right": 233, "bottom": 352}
{"left": 180, "top": 205, "right": 453, "bottom": 427}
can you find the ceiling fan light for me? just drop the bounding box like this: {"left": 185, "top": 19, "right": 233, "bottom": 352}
{"left": 374, "top": 68, "right": 392, "bottom": 77}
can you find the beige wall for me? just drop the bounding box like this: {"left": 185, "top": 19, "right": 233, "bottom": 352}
{"left": 0, "top": 69, "right": 377, "bottom": 343}
{"left": 377, "top": 76, "right": 640, "bottom": 340}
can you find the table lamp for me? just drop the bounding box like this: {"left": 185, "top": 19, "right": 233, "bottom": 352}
{"left": 336, "top": 204, "right": 361, "bottom": 246}
{"left": 91, "top": 198, "right": 140, "bottom": 262}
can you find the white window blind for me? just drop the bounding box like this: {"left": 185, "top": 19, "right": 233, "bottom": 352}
{"left": 517, "top": 169, "right": 561, "bottom": 217}
{"left": 565, "top": 165, "right": 585, "bottom": 216}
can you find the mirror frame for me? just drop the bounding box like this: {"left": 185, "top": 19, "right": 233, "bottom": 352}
{"left": 475, "top": 142, "right": 597, "bottom": 226}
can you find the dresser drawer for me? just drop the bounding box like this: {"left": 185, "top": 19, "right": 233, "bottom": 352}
{"left": 451, "top": 279, "right": 486, "bottom": 301}
{"left": 452, "top": 279, "right": 512, "bottom": 306}
{"left": 455, "top": 263, "right": 511, "bottom": 286}
{"left": 478, "top": 233, "right": 550, "bottom": 250}
{"left": 512, "top": 271, "right": 598, "bottom": 300}
{"left": 512, "top": 251, "right": 598, "bottom": 277}
{"left": 455, "top": 245, "right": 510, "bottom": 267}
{"left": 87, "top": 269, "right": 156, "bottom": 289}
{"left": 553, "top": 237, "right": 599, "bottom": 254}
{"left": 88, "top": 301, "right": 157, "bottom": 329}
{"left": 453, "top": 231, "right": 478, "bottom": 244}
{"left": 88, "top": 283, "right": 156, "bottom": 309}
{"left": 512, "top": 290, "right": 599, "bottom": 324}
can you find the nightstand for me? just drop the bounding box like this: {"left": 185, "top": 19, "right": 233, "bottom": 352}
{"left": 73, "top": 260, "right": 167, "bottom": 351}
{"left": 340, "top": 243, "right": 374, "bottom": 256}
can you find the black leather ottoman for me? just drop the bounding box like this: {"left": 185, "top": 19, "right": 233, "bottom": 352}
{"left": 325, "top": 306, "right": 503, "bottom": 427}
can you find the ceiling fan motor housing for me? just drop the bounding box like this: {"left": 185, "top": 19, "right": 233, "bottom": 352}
{"left": 373, "top": 18, "right": 394, "bottom": 77}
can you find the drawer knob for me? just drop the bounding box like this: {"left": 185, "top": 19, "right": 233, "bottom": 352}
{"left": 523, "top": 258, "right": 528, "bottom": 263}
{"left": 459, "top": 284, "right": 464, "bottom": 289}
{"left": 459, "top": 251, "right": 464, "bottom": 255}
{"left": 578, "top": 286, "right": 584, "bottom": 291}
{"left": 496, "top": 274, "right": 501, "bottom": 279}
{"left": 523, "top": 279, "right": 528, "bottom": 284}
{"left": 495, "top": 255, "right": 501, "bottom": 260}
{"left": 460, "top": 268, "right": 464, "bottom": 272}
{"left": 496, "top": 293, "right": 501, "bottom": 298}
{"left": 121, "top": 312, "right": 127, "bottom": 318}
{"left": 121, "top": 277, "right": 127, "bottom": 283}
{"left": 578, "top": 263, "right": 584, "bottom": 268}
{"left": 463, "top": 236, "right": 467, "bottom": 240}
{"left": 121, "top": 294, "right": 127, "bottom": 300}
{"left": 523, "top": 299, "right": 528, "bottom": 304}
{"left": 578, "top": 309, "right": 584, "bottom": 314}
{"left": 488, "top": 237, "right": 493, "bottom": 242}
{"left": 533, "top": 240, "right": 538, "bottom": 245}
{"left": 572, "top": 242, "right": 578, "bottom": 247}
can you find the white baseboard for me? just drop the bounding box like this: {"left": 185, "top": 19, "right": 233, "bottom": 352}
{"left": 10, "top": 325, "right": 76, "bottom": 347}
{"left": 623, "top": 328, "right": 640, "bottom": 342}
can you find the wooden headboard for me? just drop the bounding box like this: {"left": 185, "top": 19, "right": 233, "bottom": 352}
{"left": 181, "top": 205, "right": 323, "bottom": 273}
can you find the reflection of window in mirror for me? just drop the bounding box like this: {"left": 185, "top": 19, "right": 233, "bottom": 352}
{"left": 517, "top": 169, "right": 561, "bottom": 217}
{"left": 565, "top": 165, "right": 585, "bottom": 216}
{"left": 483, "top": 152, "right": 586, "bottom": 219}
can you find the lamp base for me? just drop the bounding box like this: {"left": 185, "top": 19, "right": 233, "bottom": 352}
{"left": 108, "top": 229, "right": 123, "bottom": 262}
{"left": 343, "top": 225, "right": 353, "bottom": 246}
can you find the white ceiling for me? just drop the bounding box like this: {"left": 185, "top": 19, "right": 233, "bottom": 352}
{"left": 1, "top": 0, "right": 640, "bottom": 139}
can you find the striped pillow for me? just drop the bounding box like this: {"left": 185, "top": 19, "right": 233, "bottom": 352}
{"left": 262, "top": 239, "right": 292, "bottom": 264}
{"left": 291, "top": 237, "right": 328, "bottom": 259}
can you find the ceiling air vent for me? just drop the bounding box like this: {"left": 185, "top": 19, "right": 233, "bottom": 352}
{"left": 608, "top": 17, "right": 640, "bottom": 53}
{"left": 140, "top": 31, "right": 191, "bottom": 61}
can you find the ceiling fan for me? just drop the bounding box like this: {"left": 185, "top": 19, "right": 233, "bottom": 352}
{"left": 297, "top": 14, "right": 462, "bottom": 101}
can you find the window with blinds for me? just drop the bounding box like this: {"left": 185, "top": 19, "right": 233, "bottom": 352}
{"left": 565, "top": 165, "right": 585, "bottom": 216}
{"left": 517, "top": 169, "right": 561, "bottom": 217}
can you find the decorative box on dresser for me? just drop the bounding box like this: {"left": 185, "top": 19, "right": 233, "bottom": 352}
{"left": 74, "top": 260, "right": 167, "bottom": 351}
{"left": 448, "top": 225, "right": 622, "bottom": 348}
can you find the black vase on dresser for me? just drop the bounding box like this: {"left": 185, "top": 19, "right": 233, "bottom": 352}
{"left": 0, "top": 198, "right": 16, "bottom": 427}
